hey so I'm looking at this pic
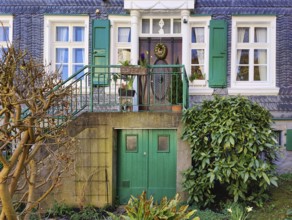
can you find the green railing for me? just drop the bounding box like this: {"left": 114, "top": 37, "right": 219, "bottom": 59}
{"left": 22, "top": 64, "right": 189, "bottom": 121}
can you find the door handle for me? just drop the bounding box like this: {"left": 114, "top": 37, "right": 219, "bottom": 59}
{"left": 143, "top": 152, "right": 147, "bottom": 156}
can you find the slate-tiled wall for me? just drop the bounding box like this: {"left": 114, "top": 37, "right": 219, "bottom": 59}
{"left": 1, "top": 0, "right": 292, "bottom": 117}
{"left": 191, "top": 0, "right": 292, "bottom": 117}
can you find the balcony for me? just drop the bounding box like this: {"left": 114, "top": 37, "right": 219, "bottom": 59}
{"left": 61, "top": 64, "right": 189, "bottom": 116}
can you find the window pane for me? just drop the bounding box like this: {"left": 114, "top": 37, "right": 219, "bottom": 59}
{"left": 191, "top": 66, "right": 205, "bottom": 80}
{"left": 142, "top": 19, "right": 150, "bottom": 33}
{"left": 192, "top": 27, "right": 204, "bottom": 43}
{"left": 73, "top": 65, "right": 84, "bottom": 79}
{"left": 238, "top": 49, "right": 249, "bottom": 64}
{"left": 0, "top": 27, "right": 9, "bottom": 41}
{"left": 73, "top": 48, "right": 84, "bottom": 63}
{"left": 237, "top": 66, "right": 249, "bottom": 81}
{"left": 0, "top": 47, "right": 8, "bottom": 59}
{"left": 73, "top": 27, "right": 84, "bottom": 42}
{"left": 255, "top": 27, "right": 267, "bottom": 43}
{"left": 56, "top": 64, "right": 68, "bottom": 80}
{"left": 153, "top": 19, "right": 170, "bottom": 34}
{"left": 56, "top": 48, "right": 68, "bottom": 63}
{"left": 173, "top": 19, "right": 181, "bottom": 33}
{"left": 237, "top": 27, "right": 249, "bottom": 43}
{"left": 158, "top": 136, "right": 169, "bottom": 152}
{"left": 126, "top": 135, "right": 137, "bottom": 152}
{"left": 254, "top": 49, "right": 267, "bottom": 64}
{"left": 118, "top": 27, "right": 131, "bottom": 42}
{"left": 118, "top": 49, "right": 131, "bottom": 63}
{"left": 56, "top": 27, "right": 69, "bottom": 41}
{"left": 191, "top": 49, "right": 204, "bottom": 65}
{"left": 254, "top": 66, "right": 267, "bottom": 81}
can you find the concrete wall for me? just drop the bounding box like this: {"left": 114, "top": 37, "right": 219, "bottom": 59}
{"left": 48, "top": 112, "right": 191, "bottom": 207}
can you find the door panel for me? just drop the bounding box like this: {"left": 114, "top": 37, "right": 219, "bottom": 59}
{"left": 148, "top": 130, "right": 177, "bottom": 200}
{"left": 118, "top": 130, "right": 148, "bottom": 203}
{"left": 118, "top": 129, "right": 176, "bottom": 204}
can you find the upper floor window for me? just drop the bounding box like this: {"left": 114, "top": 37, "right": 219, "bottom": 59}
{"left": 230, "top": 16, "right": 278, "bottom": 95}
{"left": 141, "top": 18, "right": 181, "bottom": 35}
{"left": 0, "top": 15, "right": 13, "bottom": 58}
{"left": 44, "top": 16, "right": 89, "bottom": 81}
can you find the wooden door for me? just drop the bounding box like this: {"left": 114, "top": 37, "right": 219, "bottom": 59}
{"left": 117, "top": 129, "right": 177, "bottom": 204}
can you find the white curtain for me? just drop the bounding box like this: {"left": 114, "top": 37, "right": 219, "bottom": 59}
{"left": 56, "top": 27, "right": 69, "bottom": 41}
{"left": 255, "top": 28, "right": 267, "bottom": 81}
{"left": 56, "top": 48, "right": 68, "bottom": 79}
{"left": 118, "top": 27, "right": 131, "bottom": 42}
{"left": 194, "top": 28, "right": 205, "bottom": 71}
{"left": 236, "top": 28, "right": 246, "bottom": 80}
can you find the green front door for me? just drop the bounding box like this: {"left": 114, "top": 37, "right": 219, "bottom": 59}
{"left": 118, "top": 129, "right": 177, "bottom": 204}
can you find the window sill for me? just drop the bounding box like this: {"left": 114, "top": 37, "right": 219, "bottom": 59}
{"left": 189, "top": 87, "right": 214, "bottom": 95}
{"left": 228, "top": 87, "right": 279, "bottom": 96}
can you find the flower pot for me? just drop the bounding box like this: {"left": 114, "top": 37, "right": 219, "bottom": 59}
{"left": 120, "top": 66, "right": 147, "bottom": 75}
{"left": 171, "top": 104, "right": 182, "bottom": 112}
{"left": 118, "top": 88, "right": 136, "bottom": 97}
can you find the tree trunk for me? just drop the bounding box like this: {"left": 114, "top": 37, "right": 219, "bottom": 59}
{"left": 0, "top": 178, "right": 17, "bottom": 220}
{"left": 23, "top": 160, "right": 37, "bottom": 220}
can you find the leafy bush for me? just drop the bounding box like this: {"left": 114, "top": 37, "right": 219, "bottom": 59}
{"left": 109, "top": 191, "right": 198, "bottom": 220}
{"left": 71, "top": 206, "right": 105, "bottom": 220}
{"left": 182, "top": 96, "right": 279, "bottom": 207}
{"left": 46, "top": 201, "right": 74, "bottom": 218}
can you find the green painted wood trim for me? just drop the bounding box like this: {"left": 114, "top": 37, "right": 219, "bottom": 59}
{"left": 209, "top": 19, "right": 227, "bottom": 88}
{"left": 286, "top": 129, "right": 292, "bottom": 151}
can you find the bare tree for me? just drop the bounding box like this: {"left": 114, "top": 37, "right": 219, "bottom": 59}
{"left": 0, "top": 44, "right": 75, "bottom": 220}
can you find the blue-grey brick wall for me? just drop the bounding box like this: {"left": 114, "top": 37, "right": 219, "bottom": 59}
{"left": 1, "top": 0, "right": 292, "bottom": 117}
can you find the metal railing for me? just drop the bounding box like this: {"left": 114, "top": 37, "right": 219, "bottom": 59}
{"left": 21, "top": 64, "right": 189, "bottom": 122}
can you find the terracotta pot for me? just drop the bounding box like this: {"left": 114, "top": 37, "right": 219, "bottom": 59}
{"left": 120, "top": 66, "right": 147, "bottom": 75}
{"left": 171, "top": 105, "right": 182, "bottom": 112}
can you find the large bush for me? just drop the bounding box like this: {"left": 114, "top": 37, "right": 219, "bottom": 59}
{"left": 182, "top": 96, "right": 279, "bottom": 207}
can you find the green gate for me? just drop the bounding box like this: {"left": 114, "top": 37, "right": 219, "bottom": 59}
{"left": 117, "top": 129, "right": 177, "bottom": 204}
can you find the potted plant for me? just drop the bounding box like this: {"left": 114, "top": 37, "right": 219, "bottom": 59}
{"left": 189, "top": 67, "right": 206, "bottom": 86}
{"left": 118, "top": 60, "right": 136, "bottom": 97}
{"left": 169, "top": 58, "right": 183, "bottom": 112}
{"left": 120, "top": 53, "right": 148, "bottom": 75}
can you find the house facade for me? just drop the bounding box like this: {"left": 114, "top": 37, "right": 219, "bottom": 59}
{"left": 1, "top": 0, "right": 292, "bottom": 208}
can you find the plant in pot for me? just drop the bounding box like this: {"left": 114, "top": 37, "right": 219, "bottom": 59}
{"left": 118, "top": 60, "right": 136, "bottom": 97}
{"left": 169, "top": 58, "right": 183, "bottom": 112}
{"left": 189, "top": 66, "right": 205, "bottom": 82}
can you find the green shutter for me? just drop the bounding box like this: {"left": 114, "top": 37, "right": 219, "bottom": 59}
{"left": 209, "top": 20, "right": 227, "bottom": 88}
{"left": 92, "top": 19, "right": 110, "bottom": 85}
{"left": 286, "top": 129, "right": 292, "bottom": 151}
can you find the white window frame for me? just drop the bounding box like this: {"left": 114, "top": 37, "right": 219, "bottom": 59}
{"left": 43, "top": 15, "right": 89, "bottom": 81}
{"left": 139, "top": 16, "right": 182, "bottom": 37}
{"left": 109, "top": 16, "right": 132, "bottom": 65}
{"left": 230, "top": 16, "right": 279, "bottom": 96}
{"left": 0, "top": 15, "right": 13, "bottom": 48}
{"left": 188, "top": 16, "right": 213, "bottom": 95}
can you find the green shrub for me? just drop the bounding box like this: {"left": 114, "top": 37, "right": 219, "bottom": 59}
{"left": 109, "top": 191, "right": 198, "bottom": 220}
{"left": 71, "top": 206, "right": 104, "bottom": 220}
{"left": 182, "top": 96, "right": 279, "bottom": 207}
{"left": 46, "top": 201, "right": 74, "bottom": 218}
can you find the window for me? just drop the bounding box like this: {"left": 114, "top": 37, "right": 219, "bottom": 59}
{"left": 188, "top": 16, "right": 211, "bottom": 92}
{"left": 230, "top": 16, "right": 278, "bottom": 95}
{"left": 109, "top": 16, "right": 132, "bottom": 65}
{"left": 117, "top": 26, "right": 131, "bottom": 63}
{"left": 141, "top": 18, "right": 181, "bottom": 35}
{"left": 44, "top": 16, "right": 89, "bottom": 81}
{"left": 0, "top": 15, "right": 13, "bottom": 58}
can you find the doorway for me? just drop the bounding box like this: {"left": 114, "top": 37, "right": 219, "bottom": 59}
{"left": 117, "top": 129, "right": 177, "bottom": 204}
